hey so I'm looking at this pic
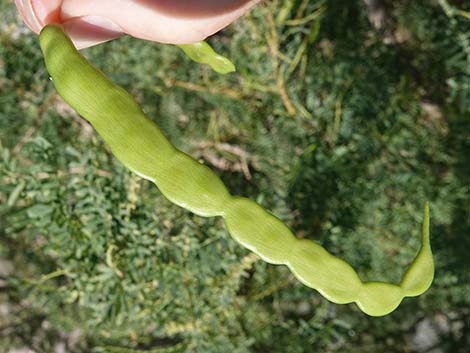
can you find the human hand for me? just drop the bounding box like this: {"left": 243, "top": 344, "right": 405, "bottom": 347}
{"left": 15, "top": 0, "right": 261, "bottom": 49}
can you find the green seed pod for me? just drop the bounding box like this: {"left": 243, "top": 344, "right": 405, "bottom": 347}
{"left": 156, "top": 152, "right": 231, "bottom": 217}
{"left": 39, "top": 24, "right": 434, "bottom": 317}
{"left": 356, "top": 282, "right": 404, "bottom": 317}
{"left": 224, "top": 197, "right": 297, "bottom": 264}
{"left": 178, "top": 41, "right": 236, "bottom": 74}
{"left": 287, "top": 239, "right": 362, "bottom": 304}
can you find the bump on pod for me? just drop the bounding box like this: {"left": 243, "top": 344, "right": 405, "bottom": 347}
{"left": 224, "top": 197, "right": 297, "bottom": 264}
{"left": 39, "top": 24, "right": 435, "bottom": 317}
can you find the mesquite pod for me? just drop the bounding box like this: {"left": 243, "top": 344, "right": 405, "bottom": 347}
{"left": 39, "top": 24, "right": 434, "bottom": 316}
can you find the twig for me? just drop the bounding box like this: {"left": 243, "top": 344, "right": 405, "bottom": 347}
{"left": 12, "top": 92, "right": 56, "bottom": 155}
{"left": 285, "top": 5, "right": 326, "bottom": 26}
{"left": 265, "top": 8, "right": 297, "bottom": 117}
{"left": 438, "top": 0, "right": 470, "bottom": 19}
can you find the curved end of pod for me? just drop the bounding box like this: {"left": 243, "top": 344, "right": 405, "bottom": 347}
{"left": 355, "top": 202, "right": 434, "bottom": 317}
{"left": 399, "top": 201, "right": 434, "bottom": 297}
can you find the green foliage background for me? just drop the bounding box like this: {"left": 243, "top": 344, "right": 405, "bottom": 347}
{"left": 1, "top": 0, "right": 469, "bottom": 352}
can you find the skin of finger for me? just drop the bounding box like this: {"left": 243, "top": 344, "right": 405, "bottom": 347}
{"left": 60, "top": 0, "right": 262, "bottom": 44}
{"left": 15, "top": 0, "right": 62, "bottom": 33}
{"left": 62, "top": 16, "right": 124, "bottom": 49}
{"left": 15, "top": 0, "right": 42, "bottom": 32}
{"left": 39, "top": 24, "right": 434, "bottom": 317}
{"left": 17, "top": 0, "right": 261, "bottom": 47}
{"left": 30, "top": 0, "right": 62, "bottom": 25}
{"left": 15, "top": 0, "right": 124, "bottom": 48}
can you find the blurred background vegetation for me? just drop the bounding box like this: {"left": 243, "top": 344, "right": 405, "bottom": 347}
{"left": 0, "top": 0, "right": 469, "bottom": 352}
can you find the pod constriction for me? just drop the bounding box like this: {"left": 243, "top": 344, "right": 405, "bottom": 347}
{"left": 39, "top": 24, "right": 434, "bottom": 316}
